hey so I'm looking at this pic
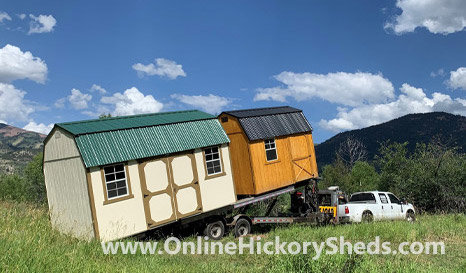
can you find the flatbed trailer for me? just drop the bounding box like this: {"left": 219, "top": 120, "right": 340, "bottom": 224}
{"left": 174, "top": 178, "right": 336, "bottom": 240}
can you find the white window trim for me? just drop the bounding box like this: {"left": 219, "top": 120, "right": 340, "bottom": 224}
{"left": 264, "top": 138, "right": 278, "bottom": 162}
{"left": 205, "top": 146, "right": 223, "bottom": 176}
{"left": 104, "top": 164, "right": 130, "bottom": 200}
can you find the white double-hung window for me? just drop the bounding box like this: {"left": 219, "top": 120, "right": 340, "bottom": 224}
{"left": 204, "top": 147, "right": 222, "bottom": 175}
{"left": 103, "top": 164, "right": 129, "bottom": 199}
{"left": 264, "top": 139, "right": 278, "bottom": 161}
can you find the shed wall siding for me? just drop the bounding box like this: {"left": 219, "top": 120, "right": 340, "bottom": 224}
{"left": 218, "top": 115, "right": 255, "bottom": 195}
{"left": 195, "top": 144, "right": 236, "bottom": 211}
{"left": 306, "top": 134, "right": 319, "bottom": 177}
{"left": 249, "top": 137, "right": 295, "bottom": 194}
{"left": 44, "top": 128, "right": 80, "bottom": 162}
{"left": 44, "top": 157, "right": 94, "bottom": 240}
{"left": 89, "top": 160, "right": 147, "bottom": 241}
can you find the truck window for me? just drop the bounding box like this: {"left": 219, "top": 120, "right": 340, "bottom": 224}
{"left": 387, "top": 193, "right": 401, "bottom": 204}
{"left": 378, "top": 193, "right": 389, "bottom": 204}
{"left": 349, "top": 193, "right": 376, "bottom": 203}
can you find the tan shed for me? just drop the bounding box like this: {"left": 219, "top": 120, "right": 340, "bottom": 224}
{"left": 218, "top": 106, "right": 319, "bottom": 196}
{"left": 43, "top": 110, "right": 236, "bottom": 241}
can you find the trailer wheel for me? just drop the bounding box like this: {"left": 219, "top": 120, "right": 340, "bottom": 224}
{"left": 234, "top": 218, "right": 251, "bottom": 237}
{"left": 205, "top": 220, "right": 225, "bottom": 240}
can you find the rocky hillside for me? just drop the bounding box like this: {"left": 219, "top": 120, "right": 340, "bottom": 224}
{"left": 315, "top": 112, "right": 466, "bottom": 168}
{"left": 0, "top": 123, "right": 46, "bottom": 174}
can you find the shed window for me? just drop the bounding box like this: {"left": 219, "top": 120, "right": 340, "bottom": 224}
{"left": 264, "top": 139, "right": 278, "bottom": 161}
{"left": 204, "top": 147, "right": 222, "bottom": 175}
{"left": 103, "top": 164, "right": 128, "bottom": 199}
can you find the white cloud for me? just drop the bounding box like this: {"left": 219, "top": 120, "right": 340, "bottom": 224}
{"left": 17, "top": 14, "right": 26, "bottom": 20}
{"left": 132, "top": 58, "right": 186, "bottom": 79}
{"left": 447, "top": 67, "right": 466, "bottom": 90}
{"left": 23, "top": 121, "right": 53, "bottom": 134}
{"left": 254, "top": 71, "right": 394, "bottom": 107}
{"left": 385, "top": 0, "right": 466, "bottom": 35}
{"left": 171, "top": 94, "right": 232, "bottom": 114}
{"left": 0, "top": 83, "right": 34, "bottom": 123}
{"left": 101, "top": 87, "right": 163, "bottom": 116}
{"left": 319, "top": 83, "right": 466, "bottom": 132}
{"left": 54, "top": 97, "right": 66, "bottom": 109}
{"left": 90, "top": 84, "right": 107, "bottom": 94}
{"left": 430, "top": 68, "right": 445, "bottom": 78}
{"left": 81, "top": 104, "right": 112, "bottom": 118}
{"left": 28, "top": 14, "right": 56, "bottom": 34}
{"left": 68, "top": 88, "right": 92, "bottom": 110}
{"left": 0, "top": 11, "right": 12, "bottom": 22}
{"left": 0, "top": 44, "right": 48, "bottom": 84}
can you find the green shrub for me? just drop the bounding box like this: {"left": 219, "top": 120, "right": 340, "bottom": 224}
{"left": 0, "top": 153, "right": 46, "bottom": 203}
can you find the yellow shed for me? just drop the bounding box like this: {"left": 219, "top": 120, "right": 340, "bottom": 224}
{"left": 218, "top": 106, "right": 319, "bottom": 196}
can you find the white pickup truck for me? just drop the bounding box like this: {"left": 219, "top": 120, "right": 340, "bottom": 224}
{"left": 338, "top": 191, "right": 416, "bottom": 223}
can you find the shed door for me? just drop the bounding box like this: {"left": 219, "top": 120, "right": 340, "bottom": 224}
{"left": 139, "top": 153, "right": 202, "bottom": 229}
{"left": 289, "top": 135, "right": 314, "bottom": 182}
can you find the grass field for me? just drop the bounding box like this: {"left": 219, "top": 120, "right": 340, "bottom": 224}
{"left": 0, "top": 201, "right": 465, "bottom": 273}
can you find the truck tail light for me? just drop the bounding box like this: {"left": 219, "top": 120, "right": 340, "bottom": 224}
{"left": 345, "top": 206, "right": 349, "bottom": 214}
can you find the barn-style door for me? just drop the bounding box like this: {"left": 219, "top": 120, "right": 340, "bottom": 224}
{"left": 139, "top": 153, "right": 202, "bottom": 229}
{"left": 289, "top": 135, "right": 314, "bottom": 182}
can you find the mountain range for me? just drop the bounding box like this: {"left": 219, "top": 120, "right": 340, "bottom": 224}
{"left": 314, "top": 112, "right": 466, "bottom": 167}
{"left": 0, "top": 112, "right": 465, "bottom": 174}
{"left": 0, "top": 123, "right": 46, "bottom": 174}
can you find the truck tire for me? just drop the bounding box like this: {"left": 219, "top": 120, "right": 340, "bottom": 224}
{"left": 204, "top": 220, "right": 225, "bottom": 240}
{"left": 406, "top": 210, "right": 415, "bottom": 222}
{"left": 234, "top": 218, "right": 251, "bottom": 237}
{"left": 361, "top": 211, "right": 373, "bottom": 223}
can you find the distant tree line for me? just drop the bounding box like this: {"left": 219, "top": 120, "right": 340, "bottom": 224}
{"left": 320, "top": 137, "right": 466, "bottom": 213}
{"left": 0, "top": 153, "right": 46, "bottom": 204}
{"left": 0, "top": 138, "right": 464, "bottom": 214}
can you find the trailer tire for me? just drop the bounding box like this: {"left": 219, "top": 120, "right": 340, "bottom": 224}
{"left": 234, "top": 218, "right": 251, "bottom": 237}
{"left": 204, "top": 220, "right": 225, "bottom": 240}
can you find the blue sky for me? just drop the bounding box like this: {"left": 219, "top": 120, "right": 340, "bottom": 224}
{"left": 0, "top": 0, "right": 465, "bottom": 143}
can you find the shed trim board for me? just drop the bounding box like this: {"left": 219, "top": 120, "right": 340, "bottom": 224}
{"left": 86, "top": 170, "right": 100, "bottom": 240}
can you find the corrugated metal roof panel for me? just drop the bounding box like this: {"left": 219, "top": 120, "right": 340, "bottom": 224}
{"left": 223, "top": 106, "right": 301, "bottom": 118}
{"left": 239, "top": 112, "right": 312, "bottom": 141}
{"left": 75, "top": 119, "right": 229, "bottom": 167}
{"left": 57, "top": 110, "right": 214, "bottom": 135}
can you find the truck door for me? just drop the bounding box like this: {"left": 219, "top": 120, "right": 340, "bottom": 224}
{"left": 387, "top": 193, "right": 403, "bottom": 220}
{"left": 378, "top": 193, "right": 391, "bottom": 219}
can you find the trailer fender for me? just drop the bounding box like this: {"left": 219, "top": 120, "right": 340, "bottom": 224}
{"left": 228, "top": 214, "right": 252, "bottom": 227}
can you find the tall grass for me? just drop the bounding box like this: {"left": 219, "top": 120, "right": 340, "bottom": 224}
{"left": 0, "top": 201, "right": 464, "bottom": 273}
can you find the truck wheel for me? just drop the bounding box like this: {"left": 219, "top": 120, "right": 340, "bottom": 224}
{"left": 406, "top": 211, "right": 416, "bottom": 222}
{"left": 205, "top": 220, "right": 225, "bottom": 240}
{"left": 234, "top": 218, "right": 251, "bottom": 237}
{"left": 361, "top": 211, "right": 373, "bottom": 223}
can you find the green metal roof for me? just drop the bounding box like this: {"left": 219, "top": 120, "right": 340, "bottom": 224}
{"left": 56, "top": 110, "right": 215, "bottom": 135}
{"left": 73, "top": 117, "right": 229, "bottom": 168}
